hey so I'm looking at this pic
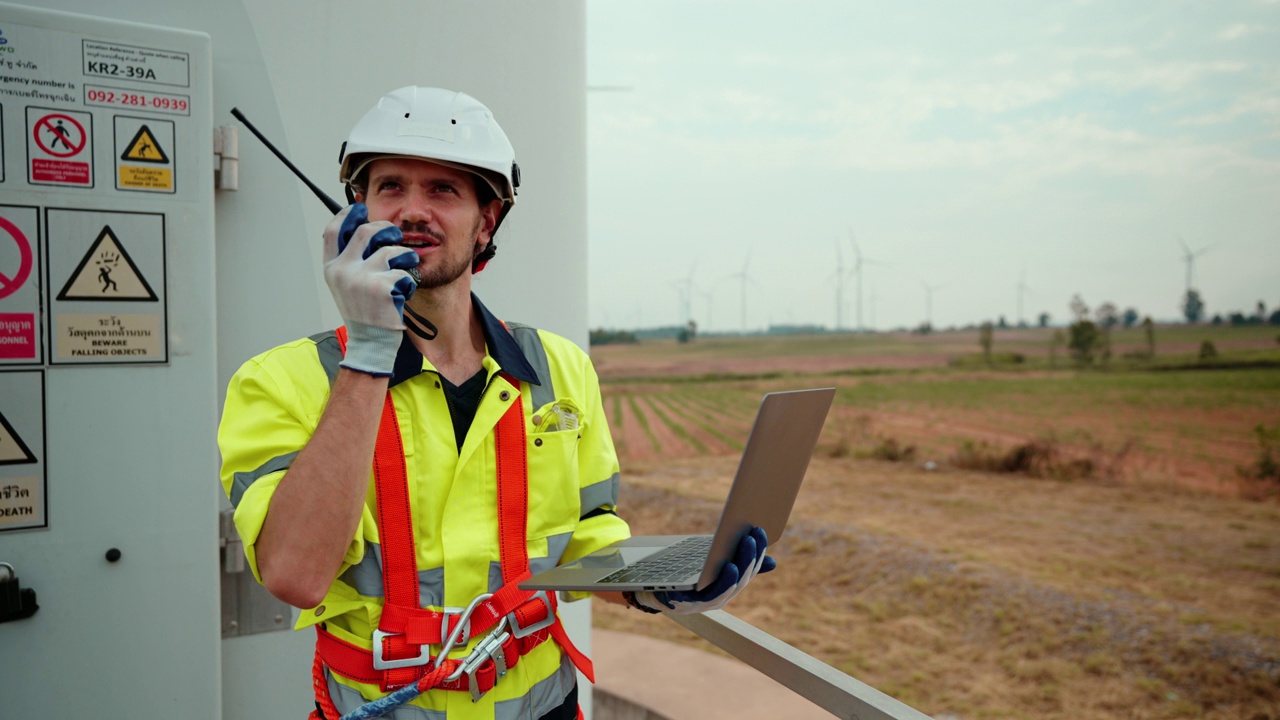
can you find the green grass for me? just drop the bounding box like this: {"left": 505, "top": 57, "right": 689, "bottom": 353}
{"left": 659, "top": 392, "right": 746, "bottom": 451}
{"left": 626, "top": 394, "right": 660, "bottom": 454}
{"left": 645, "top": 395, "right": 708, "bottom": 454}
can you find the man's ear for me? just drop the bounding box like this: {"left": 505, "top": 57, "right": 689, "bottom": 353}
{"left": 477, "top": 199, "right": 502, "bottom": 245}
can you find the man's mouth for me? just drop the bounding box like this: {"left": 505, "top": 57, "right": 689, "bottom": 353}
{"left": 400, "top": 234, "right": 439, "bottom": 250}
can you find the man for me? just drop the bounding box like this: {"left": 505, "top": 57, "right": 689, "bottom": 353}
{"left": 219, "top": 87, "right": 772, "bottom": 720}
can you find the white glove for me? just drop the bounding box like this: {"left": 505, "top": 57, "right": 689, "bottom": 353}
{"left": 633, "top": 527, "right": 776, "bottom": 614}
{"left": 322, "top": 204, "right": 418, "bottom": 377}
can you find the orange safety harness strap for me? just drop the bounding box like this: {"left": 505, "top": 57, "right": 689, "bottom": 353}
{"left": 309, "top": 327, "right": 592, "bottom": 718}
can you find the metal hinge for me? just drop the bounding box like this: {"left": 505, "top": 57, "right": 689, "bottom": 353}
{"left": 213, "top": 125, "right": 239, "bottom": 191}
{"left": 219, "top": 508, "right": 245, "bottom": 574}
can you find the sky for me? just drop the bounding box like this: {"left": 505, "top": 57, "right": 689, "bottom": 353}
{"left": 585, "top": 0, "right": 1280, "bottom": 333}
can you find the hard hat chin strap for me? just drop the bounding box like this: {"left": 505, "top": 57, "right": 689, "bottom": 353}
{"left": 404, "top": 304, "right": 438, "bottom": 341}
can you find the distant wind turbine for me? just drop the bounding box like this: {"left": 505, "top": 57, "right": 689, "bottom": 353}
{"left": 849, "top": 231, "right": 885, "bottom": 332}
{"left": 1178, "top": 236, "right": 1211, "bottom": 294}
{"left": 669, "top": 261, "right": 698, "bottom": 325}
{"left": 832, "top": 241, "right": 847, "bottom": 331}
{"left": 921, "top": 281, "right": 944, "bottom": 327}
{"left": 728, "top": 254, "right": 754, "bottom": 333}
{"left": 1016, "top": 268, "right": 1034, "bottom": 326}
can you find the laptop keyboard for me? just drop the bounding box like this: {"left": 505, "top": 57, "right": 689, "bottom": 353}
{"left": 597, "top": 536, "right": 713, "bottom": 584}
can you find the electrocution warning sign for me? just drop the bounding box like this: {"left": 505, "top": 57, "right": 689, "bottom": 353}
{"left": 114, "top": 116, "right": 175, "bottom": 193}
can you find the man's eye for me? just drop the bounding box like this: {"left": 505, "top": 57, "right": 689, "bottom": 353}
{"left": 433, "top": 184, "right": 458, "bottom": 195}
{"left": 378, "top": 181, "right": 402, "bottom": 192}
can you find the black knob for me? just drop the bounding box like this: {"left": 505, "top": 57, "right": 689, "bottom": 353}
{"left": 105, "top": 548, "right": 122, "bottom": 563}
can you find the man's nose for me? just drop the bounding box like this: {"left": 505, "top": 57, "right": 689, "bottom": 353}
{"left": 397, "top": 189, "right": 433, "bottom": 224}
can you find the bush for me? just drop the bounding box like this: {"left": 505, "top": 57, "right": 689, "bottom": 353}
{"left": 1198, "top": 340, "right": 1218, "bottom": 361}
{"left": 1233, "top": 425, "right": 1274, "bottom": 481}
{"left": 1068, "top": 320, "right": 1100, "bottom": 365}
{"left": 589, "top": 328, "right": 637, "bottom": 346}
{"left": 1237, "top": 425, "right": 1280, "bottom": 500}
{"left": 951, "top": 438, "right": 1094, "bottom": 480}
{"left": 868, "top": 436, "right": 917, "bottom": 463}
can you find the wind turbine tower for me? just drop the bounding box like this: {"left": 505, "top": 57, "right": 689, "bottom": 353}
{"left": 730, "top": 254, "right": 752, "bottom": 333}
{"left": 849, "top": 231, "right": 883, "bottom": 332}
{"left": 1178, "top": 237, "right": 1210, "bottom": 294}
{"left": 1016, "top": 269, "right": 1031, "bottom": 326}
{"left": 833, "top": 241, "right": 846, "bottom": 331}
{"left": 921, "top": 281, "right": 943, "bottom": 328}
{"left": 669, "top": 261, "right": 697, "bottom": 325}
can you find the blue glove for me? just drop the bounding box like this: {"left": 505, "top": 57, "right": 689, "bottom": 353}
{"left": 322, "top": 204, "right": 418, "bottom": 376}
{"left": 635, "top": 527, "right": 776, "bottom": 614}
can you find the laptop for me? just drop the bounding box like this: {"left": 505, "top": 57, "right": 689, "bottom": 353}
{"left": 520, "top": 387, "right": 835, "bottom": 593}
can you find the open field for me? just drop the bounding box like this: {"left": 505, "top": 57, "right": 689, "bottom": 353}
{"left": 590, "top": 326, "right": 1280, "bottom": 719}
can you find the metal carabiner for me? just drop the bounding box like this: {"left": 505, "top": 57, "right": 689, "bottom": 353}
{"left": 432, "top": 592, "right": 494, "bottom": 670}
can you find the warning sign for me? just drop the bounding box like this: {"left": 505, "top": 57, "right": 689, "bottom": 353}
{"left": 46, "top": 209, "right": 167, "bottom": 365}
{"left": 0, "top": 411, "right": 36, "bottom": 466}
{"left": 114, "top": 116, "right": 175, "bottom": 193}
{"left": 27, "top": 107, "right": 94, "bottom": 187}
{"left": 121, "top": 125, "right": 169, "bottom": 163}
{"left": 0, "top": 206, "right": 41, "bottom": 365}
{"left": 0, "top": 370, "right": 45, "bottom": 531}
{"left": 0, "top": 214, "right": 33, "bottom": 302}
{"left": 56, "top": 225, "right": 158, "bottom": 302}
{"left": 55, "top": 313, "right": 163, "bottom": 360}
{"left": 0, "top": 314, "right": 37, "bottom": 362}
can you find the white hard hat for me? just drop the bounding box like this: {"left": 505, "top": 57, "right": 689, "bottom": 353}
{"left": 338, "top": 87, "right": 519, "bottom": 208}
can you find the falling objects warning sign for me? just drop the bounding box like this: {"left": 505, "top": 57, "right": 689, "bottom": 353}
{"left": 57, "top": 225, "right": 158, "bottom": 302}
{"left": 115, "top": 116, "right": 175, "bottom": 193}
{"left": 27, "top": 107, "right": 94, "bottom": 187}
{"left": 46, "top": 209, "right": 167, "bottom": 364}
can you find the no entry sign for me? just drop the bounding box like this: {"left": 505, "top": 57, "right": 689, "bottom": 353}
{"left": 27, "top": 107, "right": 94, "bottom": 187}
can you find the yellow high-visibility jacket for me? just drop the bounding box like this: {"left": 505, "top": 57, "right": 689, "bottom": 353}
{"left": 218, "top": 295, "right": 630, "bottom": 720}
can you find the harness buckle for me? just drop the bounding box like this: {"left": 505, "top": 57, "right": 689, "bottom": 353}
{"left": 371, "top": 605, "right": 472, "bottom": 671}
{"left": 507, "top": 590, "right": 555, "bottom": 639}
{"left": 371, "top": 628, "right": 433, "bottom": 671}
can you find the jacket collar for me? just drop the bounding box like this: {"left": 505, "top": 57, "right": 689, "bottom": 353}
{"left": 389, "top": 293, "right": 541, "bottom": 388}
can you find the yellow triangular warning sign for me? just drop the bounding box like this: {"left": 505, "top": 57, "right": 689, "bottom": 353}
{"left": 0, "top": 411, "right": 37, "bottom": 465}
{"left": 120, "top": 124, "right": 169, "bottom": 164}
{"left": 57, "top": 225, "right": 158, "bottom": 302}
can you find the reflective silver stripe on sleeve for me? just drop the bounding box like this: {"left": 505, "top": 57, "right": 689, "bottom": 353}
{"left": 229, "top": 451, "right": 298, "bottom": 508}
{"left": 580, "top": 473, "right": 620, "bottom": 513}
{"left": 309, "top": 330, "right": 342, "bottom": 386}
{"left": 339, "top": 544, "right": 446, "bottom": 608}
{"left": 507, "top": 323, "right": 555, "bottom": 410}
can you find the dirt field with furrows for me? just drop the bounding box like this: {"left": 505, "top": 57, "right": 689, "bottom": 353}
{"left": 590, "top": 327, "right": 1280, "bottom": 719}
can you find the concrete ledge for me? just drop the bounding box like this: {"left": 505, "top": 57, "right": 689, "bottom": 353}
{"left": 592, "top": 628, "right": 833, "bottom": 720}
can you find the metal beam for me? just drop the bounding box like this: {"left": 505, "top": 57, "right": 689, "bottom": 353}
{"left": 669, "top": 611, "right": 935, "bottom": 720}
